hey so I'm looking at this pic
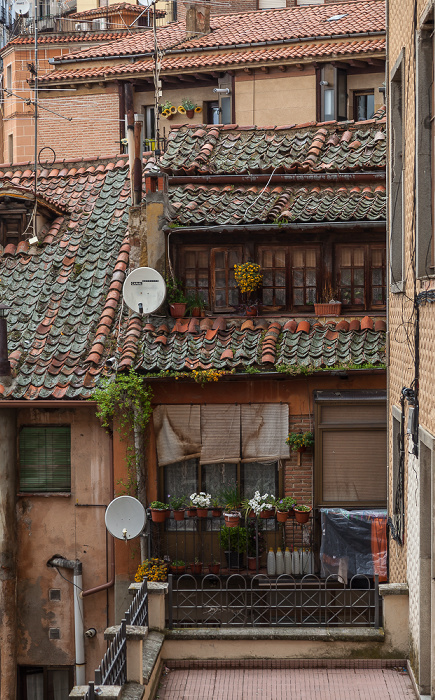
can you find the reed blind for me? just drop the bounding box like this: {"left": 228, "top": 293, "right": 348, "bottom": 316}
{"left": 19, "top": 426, "right": 71, "bottom": 492}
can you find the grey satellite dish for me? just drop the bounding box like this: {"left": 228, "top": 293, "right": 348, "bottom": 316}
{"left": 13, "top": 0, "right": 30, "bottom": 13}
{"left": 105, "top": 496, "right": 146, "bottom": 541}
{"left": 123, "top": 267, "right": 166, "bottom": 315}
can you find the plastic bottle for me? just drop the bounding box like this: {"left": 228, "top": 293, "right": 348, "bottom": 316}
{"left": 284, "top": 547, "right": 292, "bottom": 575}
{"left": 292, "top": 547, "right": 300, "bottom": 575}
{"left": 307, "top": 548, "right": 314, "bottom": 575}
{"left": 275, "top": 547, "right": 284, "bottom": 575}
{"left": 267, "top": 547, "right": 276, "bottom": 576}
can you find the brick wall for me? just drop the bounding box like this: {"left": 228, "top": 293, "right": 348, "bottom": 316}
{"left": 36, "top": 91, "right": 120, "bottom": 161}
{"left": 284, "top": 415, "right": 313, "bottom": 551}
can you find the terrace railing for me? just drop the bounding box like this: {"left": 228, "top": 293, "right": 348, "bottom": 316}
{"left": 168, "top": 573, "right": 381, "bottom": 629}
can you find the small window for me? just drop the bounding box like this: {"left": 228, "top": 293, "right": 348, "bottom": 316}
{"left": 205, "top": 101, "right": 220, "bottom": 124}
{"left": 182, "top": 247, "right": 209, "bottom": 306}
{"left": 18, "top": 665, "right": 73, "bottom": 700}
{"left": 354, "top": 90, "right": 375, "bottom": 121}
{"left": 338, "top": 245, "right": 365, "bottom": 307}
{"left": 6, "top": 64, "right": 11, "bottom": 90}
{"left": 259, "top": 246, "right": 287, "bottom": 309}
{"left": 7, "top": 133, "right": 13, "bottom": 164}
{"left": 320, "top": 64, "right": 347, "bottom": 121}
{"left": 19, "top": 426, "right": 71, "bottom": 493}
{"left": 144, "top": 105, "right": 155, "bottom": 150}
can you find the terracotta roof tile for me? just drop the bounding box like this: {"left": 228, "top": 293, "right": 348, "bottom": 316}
{"left": 52, "top": 0, "right": 385, "bottom": 65}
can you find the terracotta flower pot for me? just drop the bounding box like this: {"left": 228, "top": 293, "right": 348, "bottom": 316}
{"left": 276, "top": 510, "right": 289, "bottom": 523}
{"left": 166, "top": 114, "right": 173, "bottom": 120}
{"left": 196, "top": 507, "right": 209, "bottom": 518}
{"left": 170, "top": 565, "right": 186, "bottom": 575}
{"left": 208, "top": 563, "right": 220, "bottom": 575}
{"left": 247, "top": 556, "right": 258, "bottom": 571}
{"left": 294, "top": 508, "right": 311, "bottom": 524}
{"left": 224, "top": 511, "right": 241, "bottom": 528}
{"left": 186, "top": 109, "right": 195, "bottom": 118}
{"left": 297, "top": 446, "right": 306, "bottom": 454}
{"left": 187, "top": 507, "right": 197, "bottom": 518}
{"left": 150, "top": 509, "right": 168, "bottom": 523}
{"left": 246, "top": 306, "right": 258, "bottom": 317}
{"left": 314, "top": 302, "right": 342, "bottom": 316}
{"left": 260, "top": 508, "right": 274, "bottom": 519}
{"left": 190, "top": 562, "right": 203, "bottom": 574}
{"left": 173, "top": 509, "right": 185, "bottom": 521}
{"left": 170, "top": 302, "right": 187, "bottom": 318}
{"left": 191, "top": 307, "right": 201, "bottom": 317}
{"left": 248, "top": 510, "right": 256, "bottom": 519}
{"left": 212, "top": 508, "right": 222, "bottom": 518}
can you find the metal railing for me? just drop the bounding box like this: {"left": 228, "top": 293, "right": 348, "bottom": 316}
{"left": 85, "top": 578, "right": 148, "bottom": 698}
{"left": 168, "top": 573, "right": 380, "bottom": 629}
{"left": 148, "top": 511, "right": 316, "bottom": 577}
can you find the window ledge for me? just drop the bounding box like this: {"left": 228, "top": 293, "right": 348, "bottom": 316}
{"left": 17, "top": 492, "right": 71, "bottom": 497}
{"left": 165, "top": 627, "right": 385, "bottom": 642}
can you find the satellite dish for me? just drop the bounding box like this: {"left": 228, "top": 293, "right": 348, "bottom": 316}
{"left": 105, "top": 496, "right": 146, "bottom": 541}
{"left": 123, "top": 267, "right": 166, "bottom": 315}
{"left": 13, "top": 0, "right": 30, "bottom": 14}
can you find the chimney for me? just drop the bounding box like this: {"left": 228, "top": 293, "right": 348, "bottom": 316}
{"left": 0, "top": 304, "right": 11, "bottom": 376}
{"left": 185, "top": 1, "right": 210, "bottom": 39}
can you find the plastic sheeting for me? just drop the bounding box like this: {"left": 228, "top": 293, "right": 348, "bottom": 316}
{"left": 320, "top": 508, "right": 387, "bottom": 583}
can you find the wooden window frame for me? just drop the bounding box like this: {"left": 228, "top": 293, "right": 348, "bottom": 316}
{"left": 210, "top": 246, "right": 242, "bottom": 312}
{"left": 314, "top": 391, "right": 387, "bottom": 509}
{"left": 180, "top": 245, "right": 210, "bottom": 306}
{"left": 258, "top": 244, "right": 320, "bottom": 312}
{"left": 337, "top": 243, "right": 386, "bottom": 311}
{"left": 17, "top": 665, "right": 74, "bottom": 700}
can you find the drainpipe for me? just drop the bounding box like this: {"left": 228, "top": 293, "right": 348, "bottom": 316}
{"left": 47, "top": 556, "right": 85, "bottom": 686}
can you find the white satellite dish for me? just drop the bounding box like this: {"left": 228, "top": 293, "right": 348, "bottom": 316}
{"left": 123, "top": 267, "right": 166, "bottom": 315}
{"left": 13, "top": 0, "right": 30, "bottom": 14}
{"left": 105, "top": 496, "right": 146, "bottom": 541}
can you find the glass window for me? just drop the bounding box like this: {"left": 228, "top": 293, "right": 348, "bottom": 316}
{"left": 320, "top": 65, "right": 347, "bottom": 121}
{"left": 19, "top": 427, "right": 71, "bottom": 493}
{"left": 183, "top": 247, "right": 209, "bottom": 305}
{"left": 354, "top": 91, "right": 375, "bottom": 121}
{"left": 259, "top": 247, "right": 287, "bottom": 308}
{"left": 18, "top": 666, "right": 73, "bottom": 700}
{"left": 211, "top": 247, "right": 242, "bottom": 311}
{"left": 338, "top": 245, "right": 366, "bottom": 307}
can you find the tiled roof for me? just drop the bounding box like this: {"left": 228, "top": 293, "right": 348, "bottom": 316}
{"left": 116, "top": 316, "right": 386, "bottom": 373}
{"left": 169, "top": 182, "right": 386, "bottom": 226}
{"left": 38, "top": 37, "right": 385, "bottom": 82}
{"left": 7, "top": 29, "right": 140, "bottom": 47}
{"left": 0, "top": 156, "right": 132, "bottom": 399}
{"left": 70, "top": 3, "right": 155, "bottom": 18}
{"left": 52, "top": 0, "right": 385, "bottom": 64}
{"left": 161, "top": 117, "right": 386, "bottom": 176}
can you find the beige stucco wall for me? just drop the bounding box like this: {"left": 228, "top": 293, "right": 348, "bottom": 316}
{"left": 236, "top": 73, "right": 316, "bottom": 126}
{"left": 16, "top": 406, "right": 112, "bottom": 681}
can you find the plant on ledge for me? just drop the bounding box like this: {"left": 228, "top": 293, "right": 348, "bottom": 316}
{"left": 286, "top": 431, "right": 314, "bottom": 452}
{"left": 234, "top": 262, "right": 263, "bottom": 316}
{"left": 135, "top": 558, "right": 168, "bottom": 582}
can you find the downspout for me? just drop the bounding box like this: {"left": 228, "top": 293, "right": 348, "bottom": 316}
{"left": 47, "top": 556, "right": 85, "bottom": 686}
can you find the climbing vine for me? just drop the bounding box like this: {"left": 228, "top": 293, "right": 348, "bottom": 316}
{"left": 92, "top": 369, "right": 153, "bottom": 495}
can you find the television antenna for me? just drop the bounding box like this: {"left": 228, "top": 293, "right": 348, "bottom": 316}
{"left": 105, "top": 496, "right": 146, "bottom": 541}
{"left": 122, "top": 267, "right": 166, "bottom": 315}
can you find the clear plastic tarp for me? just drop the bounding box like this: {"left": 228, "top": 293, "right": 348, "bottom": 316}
{"left": 319, "top": 508, "right": 388, "bottom": 583}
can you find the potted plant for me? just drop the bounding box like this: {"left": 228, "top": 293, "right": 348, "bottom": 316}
{"left": 241, "top": 497, "right": 257, "bottom": 520}
{"left": 135, "top": 558, "right": 168, "bottom": 582}
{"left": 190, "top": 557, "right": 203, "bottom": 574}
{"left": 314, "top": 285, "right": 342, "bottom": 316}
{"left": 246, "top": 520, "right": 265, "bottom": 570}
{"left": 170, "top": 559, "right": 186, "bottom": 575}
{"left": 293, "top": 504, "right": 312, "bottom": 524}
{"left": 186, "top": 291, "right": 207, "bottom": 317}
{"left": 165, "top": 275, "right": 188, "bottom": 318}
{"left": 211, "top": 497, "right": 222, "bottom": 518}
{"left": 234, "top": 262, "right": 263, "bottom": 316}
{"left": 168, "top": 494, "right": 186, "bottom": 521}
{"left": 219, "top": 525, "right": 247, "bottom": 569}
{"left": 208, "top": 559, "right": 220, "bottom": 575}
{"left": 222, "top": 486, "right": 241, "bottom": 527}
{"left": 190, "top": 491, "right": 211, "bottom": 518}
{"left": 180, "top": 98, "right": 196, "bottom": 118}
{"left": 149, "top": 500, "right": 170, "bottom": 523}
{"left": 161, "top": 101, "right": 176, "bottom": 120}
{"left": 274, "top": 496, "right": 296, "bottom": 522}
{"left": 286, "top": 431, "right": 314, "bottom": 453}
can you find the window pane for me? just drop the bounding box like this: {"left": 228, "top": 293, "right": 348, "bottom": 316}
{"left": 293, "top": 288, "right": 304, "bottom": 305}
{"left": 341, "top": 269, "right": 351, "bottom": 285}
{"left": 293, "top": 270, "right": 303, "bottom": 286}
{"left": 372, "top": 248, "right": 383, "bottom": 266}
{"left": 198, "top": 251, "right": 209, "bottom": 267}
{"left": 185, "top": 251, "right": 196, "bottom": 268}
{"left": 372, "top": 268, "right": 383, "bottom": 285}
{"left": 242, "top": 461, "right": 278, "bottom": 500}
{"left": 215, "top": 272, "right": 226, "bottom": 288}
{"left": 340, "top": 248, "right": 352, "bottom": 267}
{"left": 354, "top": 268, "right": 364, "bottom": 286}
{"left": 306, "top": 287, "right": 316, "bottom": 304}
{"left": 26, "top": 672, "right": 44, "bottom": 700}
{"left": 19, "top": 427, "right": 71, "bottom": 493}
{"left": 354, "top": 288, "right": 364, "bottom": 304}
{"left": 306, "top": 269, "right": 316, "bottom": 286}
{"left": 263, "top": 270, "right": 273, "bottom": 286}
{"left": 263, "top": 288, "right": 273, "bottom": 305}
{"left": 372, "top": 287, "right": 384, "bottom": 303}
{"left": 262, "top": 250, "right": 273, "bottom": 267}
{"left": 324, "top": 89, "right": 334, "bottom": 120}
{"left": 293, "top": 249, "right": 304, "bottom": 267}
{"left": 275, "top": 270, "right": 286, "bottom": 287}
{"left": 367, "top": 93, "right": 375, "bottom": 119}
{"left": 202, "top": 463, "right": 237, "bottom": 496}
{"left": 214, "top": 251, "right": 225, "bottom": 268}
{"left": 229, "top": 250, "right": 240, "bottom": 266}
{"left": 354, "top": 248, "right": 364, "bottom": 266}
{"left": 276, "top": 288, "right": 286, "bottom": 305}
{"left": 275, "top": 250, "right": 286, "bottom": 267}
{"left": 306, "top": 249, "right": 316, "bottom": 267}
{"left": 51, "top": 669, "right": 71, "bottom": 700}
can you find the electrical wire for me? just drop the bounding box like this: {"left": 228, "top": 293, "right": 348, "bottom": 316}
{"left": 53, "top": 565, "right": 83, "bottom": 592}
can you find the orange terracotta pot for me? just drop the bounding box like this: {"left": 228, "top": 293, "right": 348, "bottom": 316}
{"left": 170, "top": 303, "right": 186, "bottom": 318}
{"left": 173, "top": 509, "right": 185, "bottom": 521}
{"left": 196, "top": 508, "right": 209, "bottom": 518}
{"left": 150, "top": 509, "right": 168, "bottom": 523}
{"left": 314, "top": 302, "right": 342, "bottom": 316}
{"left": 276, "top": 510, "right": 289, "bottom": 523}
{"left": 294, "top": 508, "right": 311, "bottom": 524}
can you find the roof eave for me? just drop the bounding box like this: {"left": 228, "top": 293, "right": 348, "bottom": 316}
{"left": 163, "top": 221, "right": 386, "bottom": 235}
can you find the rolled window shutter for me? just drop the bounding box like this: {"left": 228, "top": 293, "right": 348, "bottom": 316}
{"left": 19, "top": 427, "right": 71, "bottom": 492}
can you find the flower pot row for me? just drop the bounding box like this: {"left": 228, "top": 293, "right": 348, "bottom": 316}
{"left": 169, "top": 562, "right": 221, "bottom": 575}
{"left": 152, "top": 507, "right": 311, "bottom": 524}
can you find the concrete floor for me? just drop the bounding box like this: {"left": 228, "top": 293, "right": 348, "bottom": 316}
{"left": 156, "top": 664, "right": 415, "bottom": 699}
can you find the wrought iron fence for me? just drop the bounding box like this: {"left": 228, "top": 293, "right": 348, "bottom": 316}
{"left": 168, "top": 573, "right": 380, "bottom": 629}
{"left": 84, "top": 579, "right": 148, "bottom": 698}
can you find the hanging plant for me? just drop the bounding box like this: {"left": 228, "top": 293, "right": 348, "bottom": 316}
{"left": 286, "top": 431, "right": 314, "bottom": 452}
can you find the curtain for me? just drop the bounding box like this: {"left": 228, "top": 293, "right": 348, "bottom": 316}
{"left": 200, "top": 404, "right": 241, "bottom": 464}
{"left": 153, "top": 405, "right": 201, "bottom": 466}
{"left": 241, "top": 403, "right": 289, "bottom": 461}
